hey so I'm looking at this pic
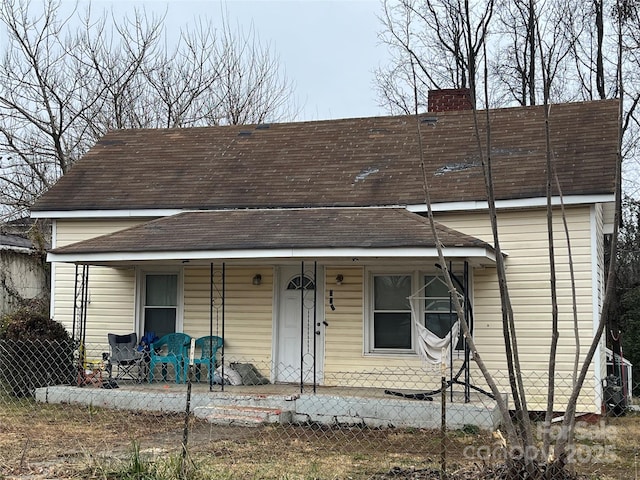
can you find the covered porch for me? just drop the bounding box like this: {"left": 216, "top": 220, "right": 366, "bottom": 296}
{"left": 47, "top": 207, "right": 497, "bottom": 408}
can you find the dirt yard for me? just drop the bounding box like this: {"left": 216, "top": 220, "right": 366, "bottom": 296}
{"left": 1, "top": 400, "right": 638, "bottom": 479}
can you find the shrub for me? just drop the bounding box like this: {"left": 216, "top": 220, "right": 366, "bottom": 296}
{"left": 0, "top": 306, "right": 75, "bottom": 397}
{"left": 1, "top": 306, "right": 68, "bottom": 341}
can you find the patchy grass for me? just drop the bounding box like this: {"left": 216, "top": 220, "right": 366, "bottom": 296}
{"left": 1, "top": 394, "right": 639, "bottom": 479}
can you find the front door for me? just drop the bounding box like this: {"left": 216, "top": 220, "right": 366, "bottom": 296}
{"left": 275, "top": 266, "right": 324, "bottom": 383}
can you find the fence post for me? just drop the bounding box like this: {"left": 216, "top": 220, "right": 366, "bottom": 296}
{"left": 181, "top": 338, "right": 196, "bottom": 473}
{"left": 440, "top": 353, "right": 447, "bottom": 478}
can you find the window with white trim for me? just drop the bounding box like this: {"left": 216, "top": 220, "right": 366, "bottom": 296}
{"left": 141, "top": 272, "right": 180, "bottom": 338}
{"left": 367, "top": 267, "right": 469, "bottom": 354}
{"left": 373, "top": 275, "right": 412, "bottom": 350}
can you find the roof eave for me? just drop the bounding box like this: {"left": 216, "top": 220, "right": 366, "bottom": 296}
{"left": 30, "top": 208, "right": 188, "bottom": 219}
{"left": 407, "top": 193, "right": 615, "bottom": 213}
{"left": 0, "top": 245, "right": 36, "bottom": 254}
{"left": 31, "top": 194, "right": 615, "bottom": 220}
{"left": 47, "top": 246, "right": 496, "bottom": 266}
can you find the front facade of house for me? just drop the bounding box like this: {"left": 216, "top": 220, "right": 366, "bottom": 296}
{"left": 32, "top": 96, "right": 618, "bottom": 413}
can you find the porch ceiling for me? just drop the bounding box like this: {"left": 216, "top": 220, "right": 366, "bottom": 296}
{"left": 48, "top": 208, "right": 496, "bottom": 265}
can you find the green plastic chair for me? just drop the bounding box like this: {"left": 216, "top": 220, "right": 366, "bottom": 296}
{"left": 148, "top": 333, "right": 191, "bottom": 383}
{"left": 193, "top": 336, "right": 223, "bottom": 382}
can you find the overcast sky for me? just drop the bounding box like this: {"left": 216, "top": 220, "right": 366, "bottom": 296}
{"left": 85, "top": 0, "right": 390, "bottom": 121}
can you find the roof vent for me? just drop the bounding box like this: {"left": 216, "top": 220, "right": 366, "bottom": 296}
{"left": 255, "top": 124, "right": 271, "bottom": 130}
{"left": 420, "top": 116, "right": 438, "bottom": 125}
{"left": 238, "top": 130, "right": 252, "bottom": 137}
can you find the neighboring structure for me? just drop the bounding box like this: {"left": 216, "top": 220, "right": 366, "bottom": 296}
{"left": 30, "top": 91, "right": 618, "bottom": 413}
{"left": 0, "top": 219, "right": 50, "bottom": 317}
{"left": 606, "top": 348, "right": 633, "bottom": 400}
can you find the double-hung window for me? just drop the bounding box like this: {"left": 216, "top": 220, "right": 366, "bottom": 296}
{"left": 372, "top": 275, "right": 412, "bottom": 350}
{"left": 141, "top": 272, "right": 181, "bottom": 338}
{"left": 367, "top": 268, "right": 468, "bottom": 354}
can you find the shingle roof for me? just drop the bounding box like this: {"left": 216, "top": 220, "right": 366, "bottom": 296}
{"left": 49, "top": 208, "right": 493, "bottom": 257}
{"left": 33, "top": 99, "right": 618, "bottom": 212}
{"left": 0, "top": 233, "right": 34, "bottom": 250}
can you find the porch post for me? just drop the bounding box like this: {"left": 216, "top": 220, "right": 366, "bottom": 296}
{"left": 72, "top": 264, "right": 78, "bottom": 343}
{"left": 300, "top": 260, "right": 304, "bottom": 394}
{"left": 208, "top": 262, "right": 225, "bottom": 391}
{"left": 72, "top": 264, "right": 89, "bottom": 385}
{"left": 221, "top": 262, "right": 226, "bottom": 392}
{"left": 464, "top": 260, "right": 471, "bottom": 403}
{"left": 209, "top": 262, "right": 214, "bottom": 391}
{"left": 72, "top": 264, "right": 89, "bottom": 345}
{"left": 81, "top": 265, "right": 89, "bottom": 348}
{"left": 449, "top": 261, "right": 454, "bottom": 403}
{"left": 313, "top": 261, "right": 317, "bottom": 394}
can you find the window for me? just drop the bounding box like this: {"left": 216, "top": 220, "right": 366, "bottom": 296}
{"left": 373, "top": 275, "right": 412, "bottom": 350}
{"left": 367, "top": 268, "right": 468, "bottom": 354}
{"left": 424, "top": 276, "right": 457, "bottom": 338}
{"left": 287, "top": 274, "right": 315, "bottom": 290}
{"left": 143, "top": 273, "right": 179, "bottom": 338}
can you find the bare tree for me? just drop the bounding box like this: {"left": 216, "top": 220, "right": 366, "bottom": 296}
{"left": 0, "top": 0, "right": 85, "bottom": 214}
{"left": 375, "top": 0, "right": 494, "bottom": 114}
{"left": 376, "top": 0, "right": 639, "bottom": 111}
{"left": 596, "top": 0, "right": 607, "bottom": 99}
{"left": 492, "top": 0, "right": 537, "bottom": 105}
{"left": 0, "top": 0, "right": 296, "bottom": 220}
{"left": 71, "top": 7, "right": 166, "bottom": 133}
{"left": 616, "top": 0, "right": 640, "bottom": 196}
{"left": 473, "top": 55, "right": 536, "bottom": 461}
{"left": 203, "top": 18, "right": 296, "bottom": 126}
{"left": 141, "top": 20, "right": 223, "bottom": 129}
{"left": 378, "top": 0, "right": 626, "bottom": 475}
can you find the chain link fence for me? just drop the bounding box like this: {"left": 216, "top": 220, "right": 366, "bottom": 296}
{"left": 1, "top": 339, "right": 638, "bottom": 479}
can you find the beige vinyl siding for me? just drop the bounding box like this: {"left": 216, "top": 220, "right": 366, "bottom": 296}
{"left": 53, "top": 218, "right": 151, "bottom": 352}
{"left": 322, "top": 266, "right": 450, "bottom": 391}
{"left": 49, "top": 205, "right": 605, "bottom": 411}
{"left": 183, "top": 266, "right": 274, "bottom": 368}
{"left": 436, "top": 206, "right": 598, "bottom": 411}
{"left": 323, "top": 266, "right": 364, "bottom": 374}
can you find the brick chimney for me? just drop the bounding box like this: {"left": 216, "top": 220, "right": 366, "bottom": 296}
{"left": 427, "top": 88, "right": 472, "bottom": 112}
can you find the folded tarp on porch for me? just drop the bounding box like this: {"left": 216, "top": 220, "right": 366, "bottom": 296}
{"left": 47, "top": 208, "right": 496, "bottom": 264}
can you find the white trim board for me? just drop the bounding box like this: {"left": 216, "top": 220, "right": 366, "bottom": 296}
{"left": 406, "top": 194, "right": 614, "bottom": 213}
{"left": 31, "top": 194, "right": 614, "bottom": 219}
{"left": 48, "top": 246, "right": 497, "bottom": 265}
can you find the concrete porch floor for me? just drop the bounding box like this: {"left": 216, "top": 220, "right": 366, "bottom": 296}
{"left": 35, "top": 380, "right": 504, "bottom": 430}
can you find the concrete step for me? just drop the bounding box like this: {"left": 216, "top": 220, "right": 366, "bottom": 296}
{"left": 194, "top": 405, "right": 292, "bottom": 426}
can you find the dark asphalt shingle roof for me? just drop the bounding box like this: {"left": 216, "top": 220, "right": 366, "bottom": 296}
{"left": 32, "top": 99, "right": 619, "bottom": 212}
{"left": 50, "top": 208, "right": 493, "bottom": 255}
{"left": 0, "top": 234, "right": 34, "bottom": 250}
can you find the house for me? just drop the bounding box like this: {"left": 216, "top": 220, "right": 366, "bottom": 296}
{"left": 30, "top": 90, "right": 618, "bottom": 414}
{"left": 0, "top": 218, "right": 50, "bottom": 317}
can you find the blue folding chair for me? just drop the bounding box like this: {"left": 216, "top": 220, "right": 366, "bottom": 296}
{"left": 148, "top": 333, "right": 191, "bottom": 383}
